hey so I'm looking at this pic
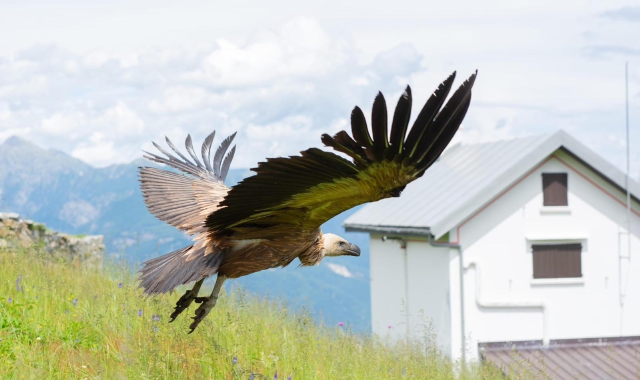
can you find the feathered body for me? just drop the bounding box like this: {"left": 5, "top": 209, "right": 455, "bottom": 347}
{"left": 137, "top": 71, "right": 477, "bottom": 331}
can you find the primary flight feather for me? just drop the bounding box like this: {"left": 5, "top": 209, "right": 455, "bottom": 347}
{"left": 138, "top": 71, "right": 477, "bottom": 332}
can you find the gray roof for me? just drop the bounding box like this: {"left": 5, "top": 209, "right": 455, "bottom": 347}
{"left": 480, "top": 336, "right": 640, "bottom": 380}
{"left": 344, "top": 130, "right": 640, "bottom": 238}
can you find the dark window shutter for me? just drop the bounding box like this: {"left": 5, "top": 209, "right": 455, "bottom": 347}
{"left": 532, "top": 243, "right": 582, "bottom": 279}
{"left": 542, "top": 173, "right": 568, "bottom": 206}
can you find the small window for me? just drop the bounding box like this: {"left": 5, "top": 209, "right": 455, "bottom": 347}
{"left": 532, "top": 243, "right": 582, "bottom": 279}
{"left": 542, "top": 173, "right": 568, "bottom": 206}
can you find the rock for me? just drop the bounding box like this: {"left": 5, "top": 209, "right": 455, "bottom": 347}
{"left": 0, "top": 212, "right": 104, "bottom": 268}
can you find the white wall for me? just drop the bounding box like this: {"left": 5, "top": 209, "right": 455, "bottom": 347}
{"left": 458, "top": 151, "right": 640, "bottom": 361}
{"left": 369, "top": 235, "right": 452, "bottom": 353}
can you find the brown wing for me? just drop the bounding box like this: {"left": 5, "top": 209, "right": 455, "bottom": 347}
{"left": 206, "top": 71, "right": 477, "bottom": 239}
{"left": 139, "top": 131, "right": 236, "bottom": 237}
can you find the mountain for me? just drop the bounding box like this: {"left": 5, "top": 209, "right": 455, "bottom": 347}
{"left": 0, "top": 136, "right": 371, "bottom": 330}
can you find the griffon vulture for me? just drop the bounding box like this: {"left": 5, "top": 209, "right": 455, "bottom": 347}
{"left": 138, "top": 71, "right": 476, "bottom": 332}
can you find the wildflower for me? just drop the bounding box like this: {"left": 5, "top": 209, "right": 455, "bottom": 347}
{"left": 138, "top": 309, "right": 143, "bottom": 317}
{"left": 65, "top": 309, "right": 69, "bottom": 314}
{"left": 388, "top": 325, "right": 393, "bottom": 329}
{"left": 17, "top": 285, "right": 21, "bottom": 292}
{"left": 154, "top": 326, "right": 158, "bottom": 332}
{"left": 73, "top": 298, "right": 78, "bottom": 307}
{"left": 249, "top": 375, "right": 254, "bottom": 380}
{"left": 118, "top": 283, "right": 123, "bottom": 288}
{"left": 232, "top": 356, "right": 238, "bottom": 364}
{"left": 287, "top": 376, "right": 292, "bottom": 380}
{"left": 8, "top": 297, "right": 12, "bottom": 303}
{"left": 274, "top": 371, "right": 278, "bottom": 379}
{"left": 338, "top": 322, "right": 344, "bottom": 327}
{"left": 36, "top": 337, "right": 41, "bottom": 341}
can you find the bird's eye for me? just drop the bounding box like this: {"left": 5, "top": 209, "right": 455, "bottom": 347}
{"left": 339, "top": 241, "right": 346, "bottom": 247}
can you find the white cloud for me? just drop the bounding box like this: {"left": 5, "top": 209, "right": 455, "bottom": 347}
{"left": 325, "top": 263, "right": 354, "bottom": 278}
{"left": 0, "top": 8, "right": 637, "bottom": 179}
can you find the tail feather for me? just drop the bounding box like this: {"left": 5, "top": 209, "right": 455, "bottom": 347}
{"left": 138, "top": 245, "right": 223, "bottom": 295}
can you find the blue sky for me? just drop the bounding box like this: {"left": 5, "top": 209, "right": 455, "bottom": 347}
{"left": 0, "top": 0, "right": 639, "bottom": 179}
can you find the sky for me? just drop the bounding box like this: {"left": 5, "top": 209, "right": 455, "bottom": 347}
{"left": 0, "top": 0, "right": 639, "bottom": 179}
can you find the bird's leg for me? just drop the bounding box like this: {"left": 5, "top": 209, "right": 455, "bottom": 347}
{"left": 189, "top": 274, "right": 227, "bottom": 333}
{"left": 169, "top": 278, "right": 204, "bottom": 322}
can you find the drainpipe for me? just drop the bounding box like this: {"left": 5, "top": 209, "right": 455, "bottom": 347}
{"left": 426, "top": 235, "right": 465, "bottom": 364}
{"left": 381, "top": 236, "right": 409, "bottom": 338}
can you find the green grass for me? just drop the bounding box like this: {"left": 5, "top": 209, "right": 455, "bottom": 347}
{"left": 0, "top": 246, "right": 503, "bottom": 379}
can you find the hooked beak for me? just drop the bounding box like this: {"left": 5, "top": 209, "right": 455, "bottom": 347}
{"left": 345, "top": 243, "right": 361, "bottom": 257}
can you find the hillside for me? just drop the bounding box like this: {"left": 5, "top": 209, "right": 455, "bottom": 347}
{"left": 0, "top": 136, "right": 371, "bottom": 329}
{"left": 0, "top": 246, "right": 501, "bottom": 379}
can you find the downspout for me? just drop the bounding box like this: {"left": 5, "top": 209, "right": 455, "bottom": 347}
{"left": 426, "top": 235, "right": 465, "bottom": 364}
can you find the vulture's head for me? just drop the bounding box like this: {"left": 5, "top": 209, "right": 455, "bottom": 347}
{"left": 321, "top": 233, "right": 361, "bottom": 258}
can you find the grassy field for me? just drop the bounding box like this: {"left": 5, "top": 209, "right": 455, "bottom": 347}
{"left": 0, "top": 246, "right": 504, "bottom": 379}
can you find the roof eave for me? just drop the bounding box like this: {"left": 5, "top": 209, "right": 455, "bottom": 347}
{"left": 344, "top": 223, "right": 432, "bottom": 236}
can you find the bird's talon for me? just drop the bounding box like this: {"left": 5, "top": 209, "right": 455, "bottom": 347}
{"left": 169, "top": 289, "right": 197, "bottom": 322}
{"left": 188, "top": 297, "right": 216, "bottom": 332}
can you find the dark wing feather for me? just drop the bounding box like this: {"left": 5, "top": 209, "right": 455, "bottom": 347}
{"left": 206, "top": 72, "right": 477, "bottom": 238}
{"left": 350, "top": 106, "right": 375, "bottom": 160}
{"left": 388, "top": 86, "right": 412, "bottom": 158}
{"left": 371, "top": 92, "right": 388, "bottom": 160}
{"left": 404, "top": 71, "right": 456, "bottom": 157}
{"left": 414, "top": 72, "right": 476, "bottom": 165}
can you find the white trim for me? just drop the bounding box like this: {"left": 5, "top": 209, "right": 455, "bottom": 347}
{"left": 539, "top": 206, "right": 571, "bottom": 215}
{"left": 531, "top": 277, "right": 585, "bottom": 286}
{"left": 525, "top": 233, "right": 589, "bottom": 242}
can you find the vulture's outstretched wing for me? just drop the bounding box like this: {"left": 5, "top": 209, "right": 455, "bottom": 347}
{"left": 206, "top": 71, "right": 476, "bottom": 239}
{"left": 140, "top": 131, "right": 237, "bottom": 235}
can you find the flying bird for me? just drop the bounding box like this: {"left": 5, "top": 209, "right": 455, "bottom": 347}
{"left": 138, "top": 71, "right": 477, "bottom": 332}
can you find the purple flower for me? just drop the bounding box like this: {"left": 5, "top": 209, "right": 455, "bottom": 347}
{"left": 65, "top": 309, "right": 69, "bottom": 314}
{"left": 388, "top": 325, "right": 393, "bottom": 329}
{"left": 232, "top": 356, "right": 238, "bottom": 364}
{"left": 16, "top": 285, "right": 21, "bottom": 292}
{"left": 338, "top": 322, "right": 344, "bottom": 327}
{"left": 274, "top": 372, "right": 278, "bottom": 379}
{"left": 152, "top": 314, "right": 161, "bottom": 322}
{"left": 287, "top": 376, "right": 292, "bottom": 380}
{"left": 138, "top": 309, "right": 143, "bottom": 317}
{"left": 8, "top": 297, "right": 11, "bottom": 303}
{"left": 249, "top": 375, "right": 254, "bottom": 380}
{"left": 153, "top": 326, "right": 158, "bottom": 332}
{"left": 118, "top": 283, "right": 123, "bottom": 288}
{"left": 73, "top": 298, "right": 78, "bottom": 307}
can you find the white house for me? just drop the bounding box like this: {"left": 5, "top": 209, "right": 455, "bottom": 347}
{"left": 344, "top": 131, "right": 640, "bottom": 370}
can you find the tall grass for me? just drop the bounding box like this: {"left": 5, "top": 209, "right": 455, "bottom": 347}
{"left": 0, "top": 247, "right": 502, "bottom": 379}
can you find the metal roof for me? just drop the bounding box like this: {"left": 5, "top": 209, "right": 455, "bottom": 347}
{"left": 480, "top": 336, "right": 640, "bottom": 380}
{"left": 344, "top": 130, "right": 640, "bottom": 238}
